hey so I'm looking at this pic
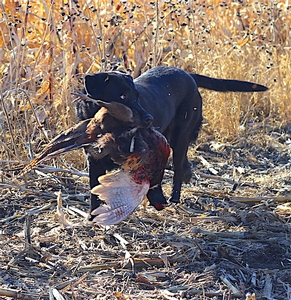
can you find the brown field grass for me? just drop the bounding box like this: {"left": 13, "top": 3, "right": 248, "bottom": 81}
{"left": 1, "top": 2, "right": 291, "bottom": 299}
{"left": 0, "top": 0, "right": 290, "bottom": 168}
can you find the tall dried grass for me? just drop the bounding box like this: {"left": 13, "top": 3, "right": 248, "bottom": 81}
{"left": 0, "top": 0, "right": 290, "bottom": 170}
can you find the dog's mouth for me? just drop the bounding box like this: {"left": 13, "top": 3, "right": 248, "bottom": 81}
{"left": 129, "top": 99, "right": 153, "bottom": 128}
{"left": 145, "top": 120, "right": 154, "bottom": 128}
{"left": 142, "top": 113, "right": 153, "bottom": 127}
{"left": 73, "top": 92, "right": 153, "bottom": 128}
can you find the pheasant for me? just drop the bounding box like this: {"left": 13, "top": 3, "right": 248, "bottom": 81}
{"left": 19, "top": 100, "right": 136, "bottom": 172}
{"left": 20, "top": 100, "right": 170, "bottom": 225}
{"left": 91, "top": 127, "right": 170, "bottom": 225}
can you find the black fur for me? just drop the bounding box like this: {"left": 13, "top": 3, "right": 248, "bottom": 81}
{"left": 76, "top": 66, "right": 268, "bottom": 218}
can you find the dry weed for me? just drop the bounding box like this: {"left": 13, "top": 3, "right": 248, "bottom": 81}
{"left": 0, "top": 0, "right": 290, "bottom": 168}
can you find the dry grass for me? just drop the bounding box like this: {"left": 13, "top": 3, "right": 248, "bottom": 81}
{"left": 1, "top": 1, "right": 291, "bottom": 299}
{"left": 0, "top": 0, "right": 290, "bottom": 168}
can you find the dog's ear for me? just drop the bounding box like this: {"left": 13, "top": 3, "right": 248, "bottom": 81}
{"left": 84, "top": 73, "right": 110, "bottom": 98}
{"left": 123, "top": 74, "right": 134, "bottom": 86}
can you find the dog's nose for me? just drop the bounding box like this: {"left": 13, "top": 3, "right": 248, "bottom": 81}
{"left": 143, "top": 113, "right": 153, "bottom": 127}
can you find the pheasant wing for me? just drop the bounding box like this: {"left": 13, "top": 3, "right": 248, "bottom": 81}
{"left": 91, "top": 170, "right": 150, "bottom": 225}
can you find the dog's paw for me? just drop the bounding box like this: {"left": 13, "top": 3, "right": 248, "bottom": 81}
{"left": 169, "top": 189, "right": 181, "bottom": 203}
{"left": 87, "top": 214, "right": 95, "bottom": 222}
{"left": 169, "top": 196, "right": 180, "bottom": 204}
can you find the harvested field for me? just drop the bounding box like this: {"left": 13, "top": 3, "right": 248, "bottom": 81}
{"left": 1, "top": 0, "right": 291, "bottom": 299}
{"left": 1, "top": 125, "right": 291, "bottom": 299}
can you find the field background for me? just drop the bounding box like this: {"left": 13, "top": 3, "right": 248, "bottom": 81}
{"left": 0, "top": 1, "right": 291, "bottom": 299}
{"left": 0, "top": 0, "right": 290, "bottom": 166}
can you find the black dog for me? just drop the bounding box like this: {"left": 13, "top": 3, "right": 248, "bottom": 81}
{"left": 76, "top": 66, "right": 268, "bottom": 218}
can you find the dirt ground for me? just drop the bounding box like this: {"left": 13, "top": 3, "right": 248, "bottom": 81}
{"left": 1, "top": 125, "right": 291, "bottom": 300}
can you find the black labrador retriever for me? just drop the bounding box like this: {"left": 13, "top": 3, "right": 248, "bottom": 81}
{"left": 76, "top": 66, "right": 268, "bottom": 218}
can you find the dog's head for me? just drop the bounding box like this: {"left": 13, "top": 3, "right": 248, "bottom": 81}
{"left": 84, "top": 71, "right": 153, "bottom": 128}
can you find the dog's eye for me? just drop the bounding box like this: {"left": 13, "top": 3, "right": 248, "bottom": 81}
{"left": 120, "top": 94, "right": 126, "bottom": 100}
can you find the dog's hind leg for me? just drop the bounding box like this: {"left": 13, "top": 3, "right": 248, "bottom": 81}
{"left": 169, "top": 93, "right": 203, "bottom": 204}
{"left": 182, "top": 111, "right": 203, "bottom": 184}
{"left": 169, "top": 140, "right": 190, "bottom": 203}
{"left": 182, "top": 157, "right": 192, "bottom": 183}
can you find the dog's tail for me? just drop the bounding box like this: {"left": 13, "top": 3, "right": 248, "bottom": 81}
{"left": 191, "top": 74, "right": 268, "bottom": 92}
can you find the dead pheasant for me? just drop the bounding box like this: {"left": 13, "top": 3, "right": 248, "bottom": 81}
{"left": 91, "top": 127, "right": 170, "bottom": 225}
{"left": 20, "top": 100, "right": 170, "bottom": 225}
{"left": 19, "top": 100, "right": 136, "bottom": 174}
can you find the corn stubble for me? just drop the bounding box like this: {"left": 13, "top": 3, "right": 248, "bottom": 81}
{"left": 0, "top": 0, "right": 290, "bottom": 169}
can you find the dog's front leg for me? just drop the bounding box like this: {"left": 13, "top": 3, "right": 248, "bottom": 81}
{"left": 86, "top": 153, "right": 119, "bottom": 220}
{"left": 147, "top": 185, "right": 168, "bottom": 210}
{"left": 169, "top": 144, "right": 190, "bottom": 204}
{"left": 86, "top": 154, "right": 104, "bottom": 220}
{"left": 169, "top": 179, "right": 183, "bottom": 204}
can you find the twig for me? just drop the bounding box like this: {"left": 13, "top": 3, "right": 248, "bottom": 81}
{"left": 220, "top": 275, "right": 241, "bottom": 296}
{"left": 24, "top": 214, "right": 32, "bottom": 246}
{"left": 197, "top": 155, "right": 219, "bottom": 175}
{"left": 0, "top": 89, "right": 21, "bottom": 160}
{"left": 231, "top": 196, "right": 291, "bottom": 203}
{"left": 0, "top": 203, "right": 53, "bottom": 224}
{"left": 0, "top": 171, "right": 30, "bottom": 191}
{"left": 60, "top": 272, "right": 89, "bottom": 292}
{"left": 56, "top": 190, "right": 73, "bottom": 227}
{"left": 176, "top": 206, "right": 237, "bottom": 222}
{"left": 197, "top": 172, "right": 236, "bottom": 184}
{"left": 55, "top": 279, "right": 76, "bottom": 290}
{"left": 71, "top": 91, "right": 101, "bottom": 105}
{"left": 113, "top": 232, "right": 129, "bottom": 249}
{"left": 52, "top": 288, "right": 65, "bottom": 300}
{"left": 77, "top": 254, "right": 188, "bottom": 273}
{"left": 67, "top": 206, "right": 88, "bottom": 218}
{"left": 77, "top": 261, "right": 120, "bottom": 273}
{"left": 153, "top": 0, "right": 160, "bottom": 66}
{"left": 48, "top": 287, "right": 54, "bottom": 300}
{"left": 192, "top": 228, "right": 288, "bottom": 240}
{"left": 34, "top": 166, "right": 88, "bottom": 177}
{"left": 0, "top": 288, "right": 40, "bottom": 300}
{"left": 166, "top": 285, "right": 243, "bottom": 298}
{"left": 262, "top": 274, "right": 273, "bottom": 299}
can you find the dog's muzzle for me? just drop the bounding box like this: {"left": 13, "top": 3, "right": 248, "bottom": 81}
{"left": 132, "top": 100, "right": 153, "bottom": 128}
{"left": 142, "top": 113, "right": 153, "bottom": 127}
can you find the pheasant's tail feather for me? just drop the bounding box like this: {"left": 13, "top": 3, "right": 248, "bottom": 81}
{"left": 91, "top": 170, "right": 150, "bottom": 225}
{"left": 19, "top": 119, "right": 92, "bottom": 177}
